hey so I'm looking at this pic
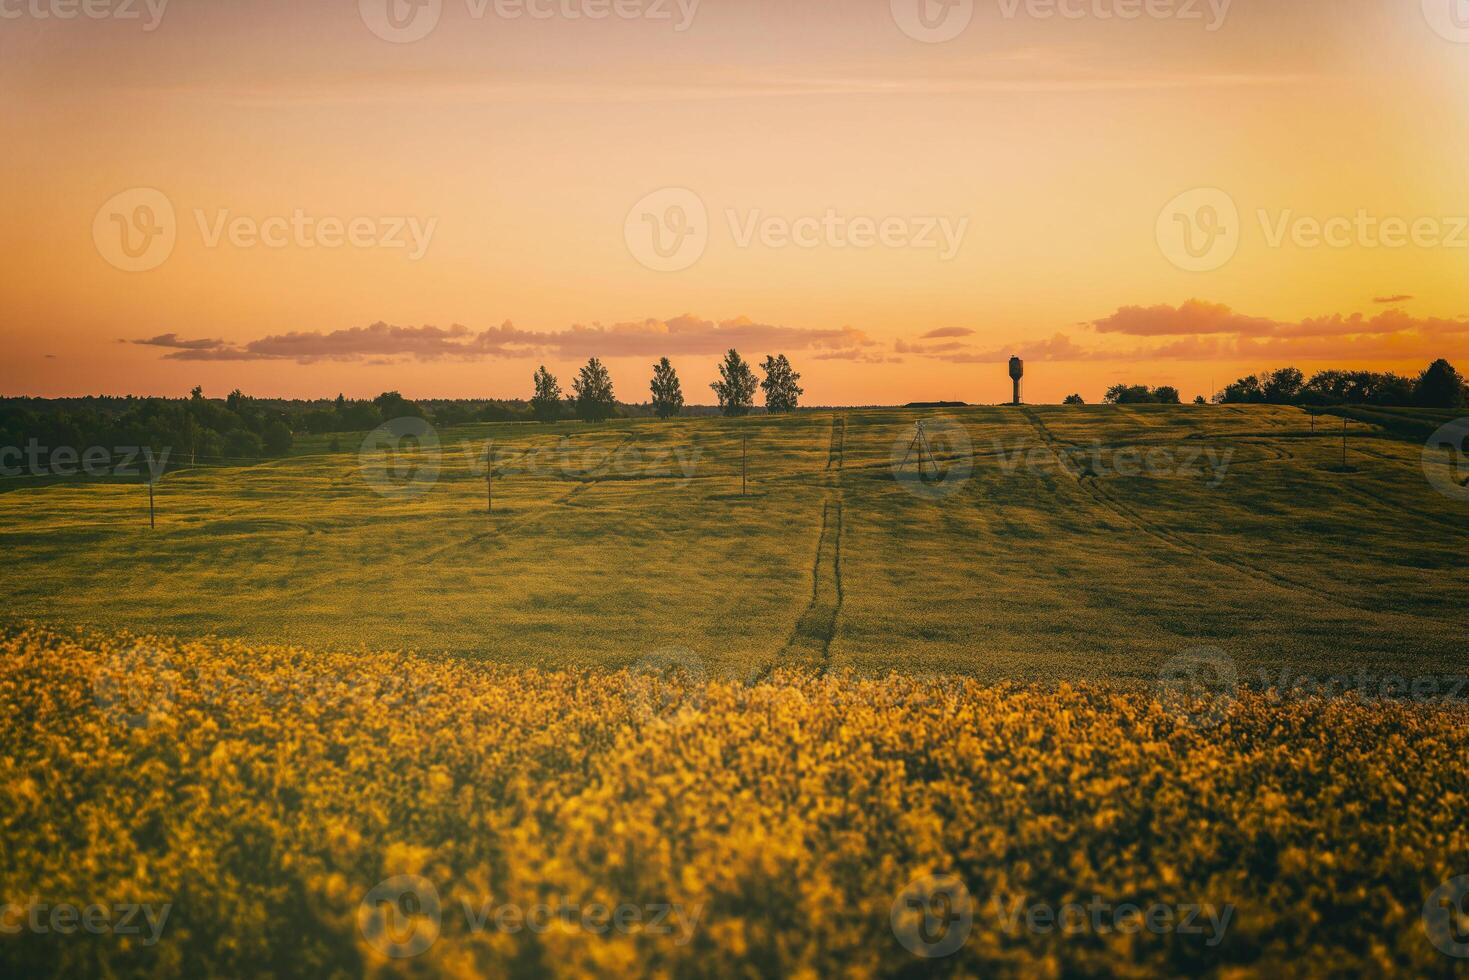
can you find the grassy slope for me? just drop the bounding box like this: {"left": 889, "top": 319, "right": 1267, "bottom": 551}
{"left": 0, "top": 406, "right": 1462, "bottom": 682}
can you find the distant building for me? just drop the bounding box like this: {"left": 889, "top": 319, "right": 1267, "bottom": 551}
{"left": 1009, "top": 356, "right": 1024, "bottom": 406}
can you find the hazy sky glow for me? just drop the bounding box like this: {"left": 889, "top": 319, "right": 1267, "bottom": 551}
{"left": 3, "top": 0, "right": 1467, "bottom": 404}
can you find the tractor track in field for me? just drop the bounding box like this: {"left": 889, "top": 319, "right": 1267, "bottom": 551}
{"left": 825, "top": 414, "right": 846, "bottom": 471}
{"left": 1018, "top": 409, "right": 1445, "bottom": 623}
{"left": 1331, "top": 477, "right": 1469, "bottom": 538}
{"left": 767, "top": 417, "right": 846, "bottom": 679}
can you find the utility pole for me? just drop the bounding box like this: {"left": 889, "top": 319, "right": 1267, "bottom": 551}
{"left": 742, "top": 435, "right": 747, "bottom": 497}
{"left": 486, "top": 440, "right": 494, "bottom": 514}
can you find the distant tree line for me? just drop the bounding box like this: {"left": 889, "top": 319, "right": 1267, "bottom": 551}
{"left": 2, "top": 359, "right": 796, "bottom": 461}
{"left": 1103, "top": 384, "right": 1182, "bottom": 406}
{"left": 1216, "top": 360, "right": 1464, "bottom": 408}
{"left": 0, "top": 387, "right": 293, "bottom": 465}
{"left": 1081, "top": 360, "right": 1464, "bottom": 410}
{"left": 524, "top": 350, "right": 805, "bottom": 423}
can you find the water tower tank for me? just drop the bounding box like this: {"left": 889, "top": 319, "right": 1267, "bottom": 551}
{"left": 1009, "top": 356, "right": 1024, "bottom": 405}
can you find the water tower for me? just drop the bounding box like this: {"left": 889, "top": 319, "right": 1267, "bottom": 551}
{"left": 1009, "top": 356, "right": 1024, "bottom": 406}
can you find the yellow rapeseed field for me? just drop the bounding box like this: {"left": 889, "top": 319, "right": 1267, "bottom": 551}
{"left": 2, "top": 627, "right": 1467, "bottom": 978}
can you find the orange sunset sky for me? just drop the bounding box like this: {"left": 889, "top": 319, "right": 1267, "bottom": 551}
{"left": 2, "top": 0, "right": 1467, "bottom": 405}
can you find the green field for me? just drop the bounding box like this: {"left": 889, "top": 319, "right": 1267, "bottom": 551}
{"left": 2, "top": 405, "right": 1463, "bottom": 683}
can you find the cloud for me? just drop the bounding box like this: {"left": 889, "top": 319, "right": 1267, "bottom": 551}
{"left": 895, "top": 340, "right": 968, "bottom": 355}
{"left": 811, "top": 348, "right": 900, "bottom": 363}
{"left": 1090, "top": 300, "right": 1278, "bottom": 337}
{"left": 139, "top": 54, "right": 1311, "bottom": 110}
{"left": 144, "top": 316, "right": 877, "bottom": 365}
{"left": 132, "top": 333, "right": 229, "bottom": 351}
{"left": 1089, "top": 301, "right": 1469, "bottom": 344}
{"left": 920, "top": 327, "right": 976, "bottom": 340}
{"left": 1373, "top": 294, "right": 1414, "bottom": 304}
{"left": 899, "top": 301, "right": 1469, "bottom": 368}
{"left": 900, "top": 333, "right": 1115, "bottom": 364}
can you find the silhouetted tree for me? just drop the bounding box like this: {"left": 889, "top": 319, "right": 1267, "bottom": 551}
{"left": 1263, "top": 367, "right": 1304, "bottom": 404}
{"left": 373, "top": 391, "right": 423, "bottom": 421}
{"left": 1104, "top": 385, "right": 1154, "bottom": 405}
{"left": 650, "top": 358, "right": 684, "bottom": 419}
{"left": 1415, "top": 359, "right": 1465, "bottom": 408}
{"left": 1220, "top": 376, "right": 1266, "bottom": 404}
{"left": 530, "top": 366, "right": 563, "bottom": 423}
{"left": 1063, "top": 394, "right": 1085, "bottom": 406}
{"left": 262, "top": 419, "right": 293, "bottom": 455}
{"left": 760, "top": 354, "right": 804, "bottom": 413}
{"left": 1153, "top": 386, "right": 1182, "bottom": 405}
{"left": 711, "top": 349, "right": 758, "bottom": 417}
{"left": 572, "top": 357, "right": 617, "bottom": 422}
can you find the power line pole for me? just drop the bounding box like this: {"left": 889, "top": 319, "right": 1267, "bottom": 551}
{"left": 741, "top": 435, "right": 747, "bottom": 497}
{"left": 486, "top": 440, "right": 494, "bottom": 514}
